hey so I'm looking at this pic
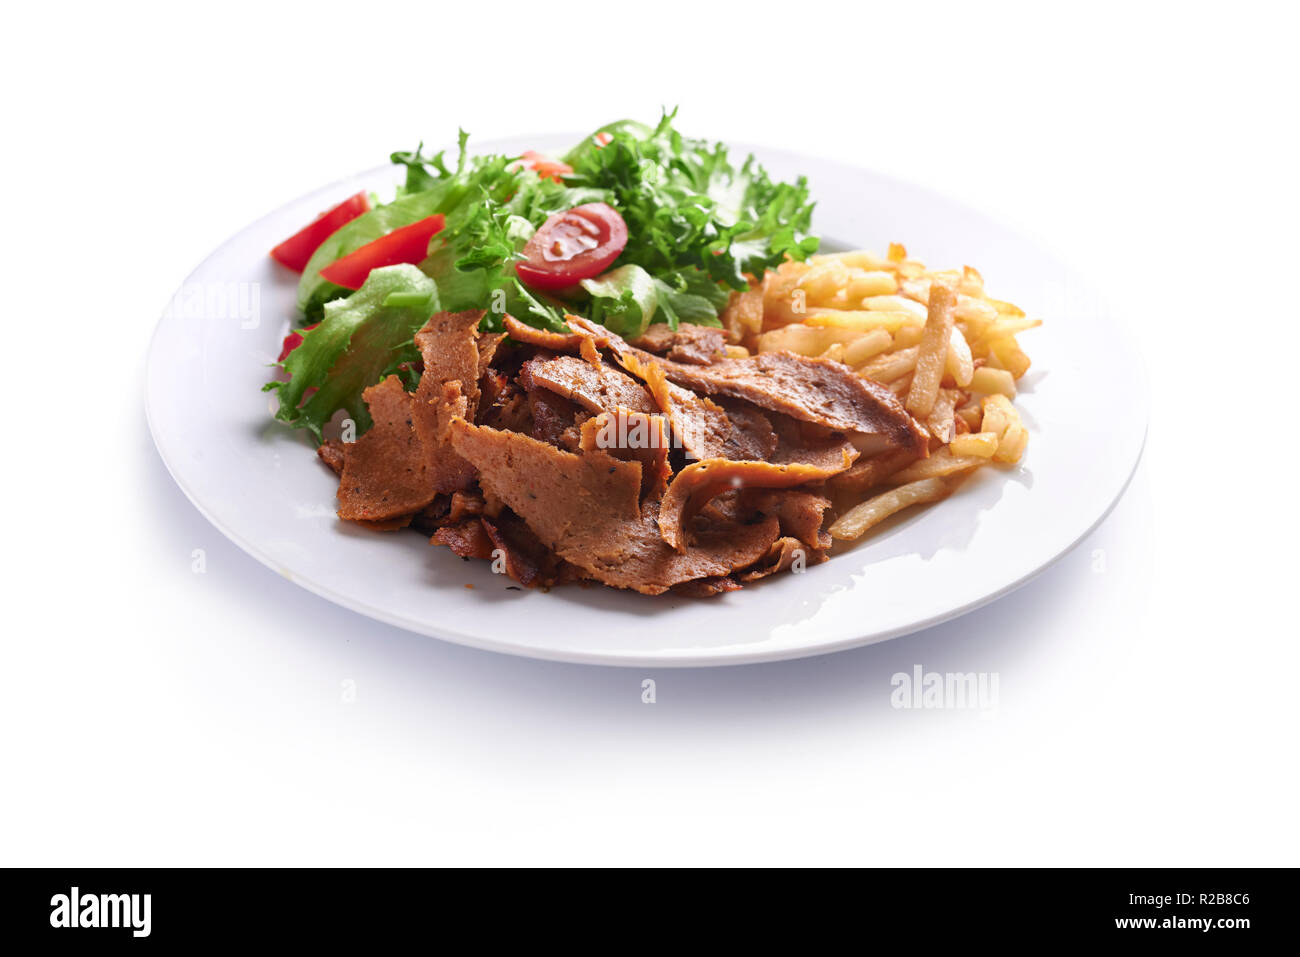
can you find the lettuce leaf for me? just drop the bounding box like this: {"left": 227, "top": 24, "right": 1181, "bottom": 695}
{"left": 266, "top": 265, "right": 438, "bottom": 439}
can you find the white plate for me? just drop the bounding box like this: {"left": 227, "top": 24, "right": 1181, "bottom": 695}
{"left": 146, "top": 134, "right": 1146, "bottom": 667}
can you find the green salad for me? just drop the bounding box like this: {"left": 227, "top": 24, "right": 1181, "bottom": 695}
{"left": 264, "top": 112, "right": 819, "bottom": 439}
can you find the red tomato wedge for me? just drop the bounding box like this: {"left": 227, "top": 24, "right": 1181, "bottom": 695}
{"left": 515, "top": 203, "right": 628, "bottom": 291}
{"left": 318, "top": 214, "right": 446, "bottom": 290}
{"left": 278, "top": 323, "right": 318, "bottom": 362}
{"left": 516, "top": 149, "right": 573, "bottom": 183}
{"left": 270, "top": 192, "right": 370, "bottom": 272}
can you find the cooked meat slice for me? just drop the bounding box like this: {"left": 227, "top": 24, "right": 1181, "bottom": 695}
{"left": 527, "top": 388, "right": 584, "bottom": 448}
{"left": 353, "top": 514, "right": 415, "bottom": 532}
{"left": 478, "top": 379, "right": 532, "bottom": 433}
{"left": 646, "top": 352, "right": 925, "bottom": 450}
{"left": 744, "top": 489, "right": 833, "bottom": 550}
{"left": 406, "top": 309, "right": 490, "bottom": 492}
{"left": 620, "top": 353, "right": 776, "bottom": 462}
{"left": 317, "top": 439, "right": 346, "bottom": 476}
{"left": 431, "top": 518, "right": 495, "bottom": 560}
{"left": 502, "top": 315, "right": 595, "bottom": 352}
{"left": 672, "top": 575, "right": 743, "bottom": 598}
{"left": 519, "top": 354, "right": 657, "bottom": 416}
{"left": 563, "top": 316, "right": 926, "bottom": 450}
{"left": 657, "top": 456, "right": 851, "bottom": 552}
{"left": 337, "top": 376, "right": 449, "bottom": 522}
{"left": 738, "top": 537, "right": 828, "bottom": 582}
{"left": 630, "top": 322, "right": 725, "bottom": 364}
{"left": 768, "top": 413, "right": 862, "bottom": 471}
{"left": 409, "top": 494, "right": 451, "bottom": 535}
{"left": 480, "top": 513, "right": 558, "bottom": 588}
{"left": 579, "top": 410, "right": 672, "bottom": 499}
{"left": 447, "top": 489, "right": 486, "bottom": 522}
{"left": 828, "top": 448, "right": 924, "bottom": 493}
{"left": 476, "top": 332, "right": 506, "bottom": 378}
{"left": 448, "top": 422, "right": 780, "bottom": 594}
{"left": 414, "top": 309, "right": 485, "bottom": 409}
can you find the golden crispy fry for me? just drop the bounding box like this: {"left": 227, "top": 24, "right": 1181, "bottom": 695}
{"left": 949, "top": 431, "right": 999, "bottom": 458}
{"left": 805, "top": 309, "right": 919, "bottom": 333}
{"left": 858, "top": 346, "right": 918, "bottom": 382}
{"left": 797, "top": 259, "right": 853, "bottom": 306}
{"left": 842, "top": 328, "right": 893, "bottom": 366}
{"left": 888, "top": 448, "right": 988, "bottom": 484}
{"left": 829, "top": 477, "right": 951, "bottom": 540}
{"left": 988, "top": 337, "right": 1032, "bottom": 378}
{"left": 891, "top": 325, "right": 925, "bottom": 349}
{"left": 994, "top": 424, "right": 1029, "bottom": 464}
{"left": 861, "top": 295, "right": 928, "bottom": 319}
{"left": 757, "top": 323, "right": 857, "bottom": 355}
{"left": 906, "top": 281, "right": 957, "bottom": 417}
{"left": 975, "top": 317, "right": 1042, "bottom": 345}
{"left": 846, "top": 271, "right": 899, "bottom": 298}
{"left": 970, "top": 366, "right": 1017, "bottom": 398}
{"left": 946, "top": 326, "right": 975, "bottom": 387}
{"left": 955, "top": 295, "right": 999, "bottom": 324}
{"left": 980, "top": 393, "right": 1018, "bottom": 437}
{"left": 926, "top": 388, "right": 960, "bottom": 444}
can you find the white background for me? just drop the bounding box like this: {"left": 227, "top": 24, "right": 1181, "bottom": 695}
{"left": 3, "top": 1, "right": 1296, "bottom": 865}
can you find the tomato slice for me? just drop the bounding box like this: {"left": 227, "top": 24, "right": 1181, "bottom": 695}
{"left": 270, "top": 192, "right": 370, "bottom": 273}
{"left": 515, "top": 203, "right": 628, "bottom": 291}
{"left": 278, "top": 323, "right": 319, "bottom": 362}
{"left": 318, "top": 214, "right": 445, "bottom": 290}
{"left": 516, "top": 149, "right": 573, "bottom": 183}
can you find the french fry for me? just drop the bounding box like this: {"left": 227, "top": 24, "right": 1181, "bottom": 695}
{"left": 988, "top": 337, "right": 1031, "bottom": 378}
{"left": 970, "top": 366, "right": 1017, "bottom": 398}
{"left": 980, "top": 393, "right": 1015, "bottom": 436}
{"left": 906, "top": 281, "right": 957, "bottom": 417}
{"left": 724, "top": 345, "right": 751, "bottom": 359}
{"left": 888, "top": 448, "right": 988, "bottom": 484}
{"left": 975, "top": 317, "right": 1042, "bottom": 345}
{"left": 829, "top": 477, "right": 951, "bottom": 541}
{"left": 861, "top": 295, "right": 929, "bottom": 319}
{"left": 949, "top": 431, "right": 999, "bottom": 458}
{"left": 892, "top": 325, "right": 925, "bottom": 349}
{"left": 926, "top": 388, "right": 959, "bottom": 444}
{"left": 846, "top": 271, "right": 899, "bottom": 298}
{"left": 805, "top": 309, "right": 919, "bottom": 333}
{"left": 812, "top": 250, "right": 891, "bottom": 271}
{"left": 756, "top": 323, "right": 857, "bottom": 355}
{"left": 994, "top": 424, "right": 1029, "bottom": 464}
{"left": 955, "top": 295, "right": 999, "bottom": 324}
{"left": 858, "top": 346, "right": 918, "bottom": 382}
{"left": 946, "top": 327, "right": 975, "bottom": 387}
{"left": 842, "top": 328, "right": 893, "bottom": 365}
{"left": 955, "top": 401, "right": 983, "bottom": 431}
{"left": 797, "top": 260, "right": 852, "bottom": 306}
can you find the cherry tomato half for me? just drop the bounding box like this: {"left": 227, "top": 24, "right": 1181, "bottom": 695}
{"left": 515, "top": 203, "right": 628, "bottom": 291}
{"left": 270, "top": 192, "right": 371, "bottom": 273}
{"left": 516, "top": 149, "right": 573, "bottom": 183}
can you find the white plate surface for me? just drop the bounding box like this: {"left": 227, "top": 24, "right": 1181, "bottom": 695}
{"left": 146, "top": 134, "right": 1146, "bottom": 666}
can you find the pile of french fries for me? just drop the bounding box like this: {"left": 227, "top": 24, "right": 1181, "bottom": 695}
{"left": 720, "top": 244, "right": 1038, "bottom": 542}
